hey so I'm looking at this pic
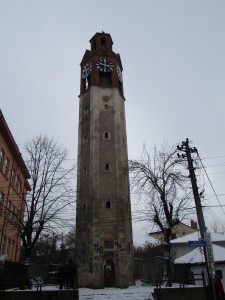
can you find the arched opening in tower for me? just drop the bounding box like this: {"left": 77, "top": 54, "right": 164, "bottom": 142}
{"left": 104, "top": 259, "right": 116, "bottom": 287}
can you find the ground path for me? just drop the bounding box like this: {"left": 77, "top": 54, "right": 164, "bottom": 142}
{"left": 79, "top": 281, "right": 154, "bottom": 300}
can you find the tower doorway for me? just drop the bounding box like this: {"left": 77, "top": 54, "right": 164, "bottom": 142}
{"left": 104, "top": 259, "right": 116, "bottom": 287}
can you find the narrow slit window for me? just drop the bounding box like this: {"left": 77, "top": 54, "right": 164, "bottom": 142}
{"left": 0, "top": 191, "right": 4, "bottom": 213}
{"left": 84, "top": 106, "right": 89, "bottom": 116}
{"left": 101, "top": 37, "right": 106, "bottom": 46}
{"left": 91, "top": 40, "right": 96, "bottom": 51}
{"left": 106, "top": 201, "right": 111, "bottom": 208}
{"left": 104, "top": 163, "right": 110, "bottom": 172}
{"left": 3, "top": 158, "right": 9, "bottom": 176}
{"left": 81, "top": 242, "right": 86, "bottom": 253}
{"left": 83, "top": 136, "right": 88, "bottom": 144}
{"left": 83, "top": 167, "right": 87, "bottom": 175}
{"left": 103, "top": 132, "right": 110, "bottom": 140}
{"left": 11, "top": 169, "right": 15, "bottom": 184}
{"left": 0, "top": 149, "right": 4, "bottom": 168}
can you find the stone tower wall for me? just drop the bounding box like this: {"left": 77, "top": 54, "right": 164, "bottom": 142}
{"left": 76, "top": 33, "right": 133, "bottom": 288}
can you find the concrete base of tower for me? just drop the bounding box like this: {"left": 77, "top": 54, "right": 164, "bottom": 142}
{"left": 78, "top": 274, "right": 134, "bottom": 289}
{"left": 77, "top": 256, "right": 134, "bottom": 289}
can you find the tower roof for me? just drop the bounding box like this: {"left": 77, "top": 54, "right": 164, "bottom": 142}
{"left": 89, "top": 32, "right": 113, "bottom": 52}
{"left": 89, "top": 32, "right": 113, "bottom": 46}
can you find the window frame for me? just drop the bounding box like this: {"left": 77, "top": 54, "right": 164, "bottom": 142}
{"left": 0, "top": 191, "right": 4, "bottom": 213}
{"left": 0, "top": 149, "right": 4, "bottom": 168}
{"left": 3, "top": 157, "right": 9, "bottom": 176}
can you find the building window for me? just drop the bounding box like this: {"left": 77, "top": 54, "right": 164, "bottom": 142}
{"left": 106, "top": 200, "right": 111, "bottom": 208}
{"left": 81, "top": 242, "right": 86, "bottom": 253}
{"left": 11, "top": 240, "right": 15, "bottom": 258}
{"left": 83, "top": 136, "right": 88, "bottom": 144}
{"left": 3, "top": 158, "right": 9, "bottom": 176}
{"left": 15, "top": 208, "right": 20, "bottom": 225}
{"left": 18, "top": 179, "right": 22, "bottom": 197}
{"left": 11, "top": 169, "right": 15, "bottom": 184}
{"left": 6, "top": 200, "right": 12, "bottom": 220}
{"left": 0, "top": 191, "right": 3, "bottom": 213}
{"left": 103, "top": 132, "right": 110, "bottom": 140}
{"left": 12, "top": 205, "right": 16, "bottom": 223}
{"left": 7, "top": 238, "right": 11, "bottom": 257}
{"left": 0, "top": 149, "right": 4, "bottom": 168}
{"left": 91, "top": 40, "right": 96, "bottom": 51}
{"left": 104, "top": 163, "right": 110, "bottom": 172}
{"left": 84, "top": 106, "right": 89, "bottom": 116}
{"left": 101, "top": 37, "right": 106, "bottom": 46}
{"left": 1, "top": 236, "right": 7, "bottom": 253}
{"left": 104, "top": 241, "right": 114, "bottom": 249}
{"left": 104, "top": 104, "right": 109, "bottom": 110}
{"left": 15, "top": 175, "right": 21, "bottom": 193}
{"left": 14, "top": 175, "right": 22, "bottom": 196}
{"left": 99, "top": 72, "right": 112, "bottom": 86}
{"left": 83, "top": 167, "right": 87, "bottom": 175}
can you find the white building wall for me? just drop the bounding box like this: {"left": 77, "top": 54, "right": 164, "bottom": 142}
{"left": 191, "top": 264, "right": 225, "bottom": 288}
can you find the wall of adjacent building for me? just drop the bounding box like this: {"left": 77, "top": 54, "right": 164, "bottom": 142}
{"left": 0, "top": 117, "right": 29, "bottom": 262}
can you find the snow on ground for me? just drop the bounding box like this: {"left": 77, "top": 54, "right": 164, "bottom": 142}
{"left": 79, "top": 281, "right": 154, "bottom": 300}
{"left": 7, "top": 281, "right": 154, "bottom": 299}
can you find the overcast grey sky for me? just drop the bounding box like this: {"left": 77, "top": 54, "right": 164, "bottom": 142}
{"left": 1, "top": 1, "right": 225, "bottom": 244}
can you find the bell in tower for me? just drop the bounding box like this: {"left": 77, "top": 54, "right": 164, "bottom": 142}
{"left": 76, "top": 32, "right": 133, "bottom": 289}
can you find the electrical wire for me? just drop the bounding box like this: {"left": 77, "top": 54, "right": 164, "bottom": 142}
{"left": 196, "top": 153, "right": 225, "bottom": 216}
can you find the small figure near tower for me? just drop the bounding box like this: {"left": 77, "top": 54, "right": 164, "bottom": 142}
{"left": 76, "top": 32, "right": 133, "bottom": 288}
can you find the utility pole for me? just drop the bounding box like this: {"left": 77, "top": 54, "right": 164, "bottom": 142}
{"left": 177, "top": 138, "right": 216, "bottom": 300}
{"left": 177, "top": 139, "right": 206, "bottom": 239}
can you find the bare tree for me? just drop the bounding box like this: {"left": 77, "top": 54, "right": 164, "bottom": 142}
{"left": 19, "top": 135, "right": 75, "bottom": 262}
{"left": 29, "top": 228, "right": 76, "bottom": 264}
{"left": 134, "top": 241, "right": 163, "bottom": 259}
{"left": 129, "top": 144, "right": 193, "bottom": 286}
{"left": 30, "top": 232, "right": 59, "bottom": 264}
{"left": 211, "top": 221, "right": 225, "bottom": 234}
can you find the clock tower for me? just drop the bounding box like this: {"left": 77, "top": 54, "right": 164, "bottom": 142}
{"left": 76, "top": 32, "right": 133, "bottom": 288}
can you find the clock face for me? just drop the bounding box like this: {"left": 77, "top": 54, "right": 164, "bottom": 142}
{"left": 96, "top": 58, "right": 114, "bottom": 73}
{"left": 117, "top": 65, "right": 123, "bottom": 82}
{"left": 81, "top": 62, "right": 92, "bottom": 79}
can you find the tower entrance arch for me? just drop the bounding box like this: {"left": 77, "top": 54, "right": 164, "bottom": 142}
{"left": 104, "top": 259, "right": 116, "bottom": 287}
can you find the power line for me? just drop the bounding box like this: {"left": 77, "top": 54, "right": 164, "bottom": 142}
{"left": 197, "top": 153, "right": 225, "bottom": 216}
